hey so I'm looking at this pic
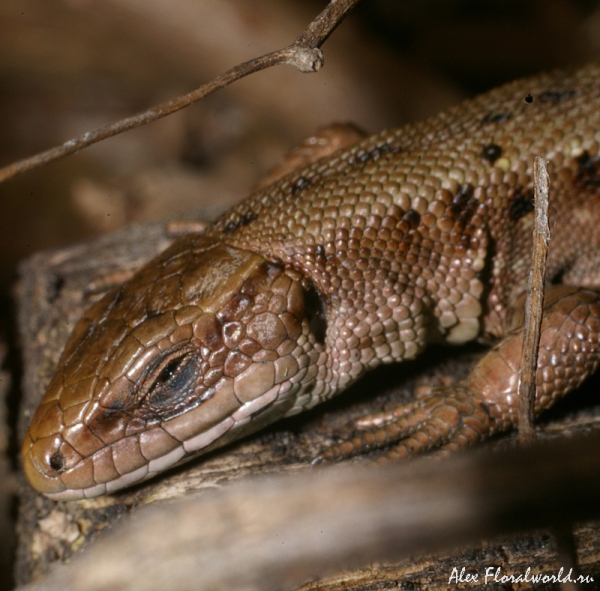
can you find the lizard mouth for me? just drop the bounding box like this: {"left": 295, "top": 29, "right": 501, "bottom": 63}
{"left": 22, "top": 377, "right": 302, "bottom": 501}
{"left": 22, "top": 236, "right": 326, "bottom": 499}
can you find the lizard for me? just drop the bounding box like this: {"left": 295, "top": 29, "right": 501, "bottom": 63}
{"left": 22, "top": 62, "right": 600, "bottom": 500}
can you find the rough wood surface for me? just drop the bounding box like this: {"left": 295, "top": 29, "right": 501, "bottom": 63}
{"left": 15, "top": 433, "right": 600, "bottom": 591}
{"left": 15, "top": 216, "right": 600, "bottom": 589}
{"left": 0, "top": 342, "right": 14, "bottom": 591}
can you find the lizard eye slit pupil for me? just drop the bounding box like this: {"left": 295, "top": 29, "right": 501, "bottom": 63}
{"left": 144, "top": 351, "right": 200, "bottom": 410}
{"left": 152, "top": 357, "right": 186, "bottom": 391}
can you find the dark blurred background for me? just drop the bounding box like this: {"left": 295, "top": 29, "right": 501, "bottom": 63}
{"left": 2, "top": 0, "right": 600, "bottom": 588}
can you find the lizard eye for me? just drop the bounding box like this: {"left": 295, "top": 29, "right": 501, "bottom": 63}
{"left": 154, "top": 357, "right": 186, "bottom": 389}
{"left": 145, "top": 351, "right": 200, "bottom": 409}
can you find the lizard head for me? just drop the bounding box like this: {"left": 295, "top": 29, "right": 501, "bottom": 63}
{"left": 22, "top": 235, "right": 326, "bottom": 500}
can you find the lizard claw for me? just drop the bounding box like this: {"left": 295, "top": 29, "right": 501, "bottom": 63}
{"left": 314, "top": 388, "right": 495, "bottom": 463}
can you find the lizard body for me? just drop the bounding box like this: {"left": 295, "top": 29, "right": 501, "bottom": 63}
{"left": 23, "top": 63, "right": 600, "bottom": 500}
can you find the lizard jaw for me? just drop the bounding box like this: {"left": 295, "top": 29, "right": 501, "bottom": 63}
{"left": 22, "top": 238, "right": 326, "bottom": 499}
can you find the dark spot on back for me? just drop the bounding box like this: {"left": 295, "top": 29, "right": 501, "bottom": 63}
{"left": 538, "top": 89, "right": 578, "bottom": 103}
{"left": 291, "top": 176, "right": 310, "bottom": 195}
{"left": 403, "top": 209, "right": 421, "bottom": 229}
{"left": 223, "top": 211, "right": 257, "bottom": 233}
{"left": 577, "top": 151, "right": 596, "bottom": 173}
{"left": 348, "top": 143, "right": 393, "bottom": 166}
{"left": 576, "top": 151, "right": 600, "bottom": 188}
{"left": 453, "top": 184, "right": 474, "bottom": 206}
{"left": 449, "top": 185, "right": 479, "bottom": 237}
{"left": 482, "top": 144, "right": 502, "bottom": 165}
{"left": 524, "top": 94, "right": 533, "bottom": 104}
{"left": 482, "top": 112, "right": 512, "bottom": 125}
{"left": 509, "top": 188, "right": 534, "bottom": 221}
{"left": 448, "top": 184, "right": 475, "bottom": 219}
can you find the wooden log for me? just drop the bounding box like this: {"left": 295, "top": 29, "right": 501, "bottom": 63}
{"left": 15, "top": 216, "right": 600, "bottom": 588}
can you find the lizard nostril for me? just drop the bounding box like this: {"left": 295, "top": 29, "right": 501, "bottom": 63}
{"left": 49, "top": 451, "right": 66, "bottom": 473}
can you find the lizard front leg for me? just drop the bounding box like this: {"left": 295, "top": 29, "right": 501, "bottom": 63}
{"left": 319, "top": 286, "right": 600, "bottom": 462}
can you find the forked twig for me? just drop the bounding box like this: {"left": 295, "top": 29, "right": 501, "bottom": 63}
{"left": 0, "top": 0, "right": 362, "bottom": 185}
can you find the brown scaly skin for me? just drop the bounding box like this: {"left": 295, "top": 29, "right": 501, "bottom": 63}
{"left": 23, "top": 63, "right": 600, "bottom": 500}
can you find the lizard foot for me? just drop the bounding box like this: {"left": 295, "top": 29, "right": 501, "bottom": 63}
{"left": 314, "top": 388, "right": 495, "bottom": 463}
{"left": 315, "top": 287, "right": 600, "bottom": 464}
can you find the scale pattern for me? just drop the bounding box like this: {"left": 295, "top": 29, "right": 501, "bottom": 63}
{"left": 22, "top": 63, "right": 600, "bottom": 499}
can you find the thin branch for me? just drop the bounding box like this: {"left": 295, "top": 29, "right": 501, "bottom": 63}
{"left": 0, "top": 0, "right": 362, "bottom": 185}
{"left": 517, "top": 156, "right": 550, "bottom": 444}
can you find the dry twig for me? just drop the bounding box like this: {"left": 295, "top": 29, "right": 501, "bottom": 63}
{"left": 0, "top": 0, "right": 362, "bottom": 185}
{"left": 517, "top": 156, "right": 550, "bottom": 444}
